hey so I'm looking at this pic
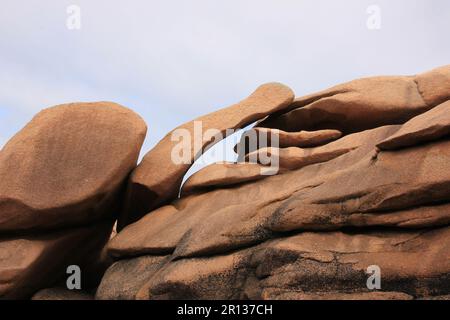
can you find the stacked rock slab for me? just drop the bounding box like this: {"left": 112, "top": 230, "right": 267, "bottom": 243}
{"left": 100, "top": 228, "right": 449, "bottom": 300}
{"left": 0, "top": 102, "right": 147, "bottom": 299}
{"left": 181, "top": 162, "right": 272, "bottom": 196}
{"left": 100, "top": 65, "right": 450, "bottom": 300}
{"left": 118, "top": 83, "right": 295, "bottom": 229}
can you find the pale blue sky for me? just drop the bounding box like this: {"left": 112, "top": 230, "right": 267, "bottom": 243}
{"left": 1, "top": 0, "right": 449, "bottom": 171}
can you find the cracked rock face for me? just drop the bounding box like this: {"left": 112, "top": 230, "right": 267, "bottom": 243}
{"left": 258, "top": 65, "right": 450, "bottom": 134}
{"left": 99, "top": 65, "right": 450, "bottom": 300}
{"left": 0, "top": 102, "right": 147, "bottom": 232}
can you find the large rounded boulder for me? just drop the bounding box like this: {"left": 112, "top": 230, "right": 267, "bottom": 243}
{"left": 0, "top": 102, "right": 147, "bottom": 232}
{"left": 0, "top": 101, "right": 147, "bottom": 299}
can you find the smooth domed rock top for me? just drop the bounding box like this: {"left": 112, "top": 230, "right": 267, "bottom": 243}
{"left": 119, "top": 83, "right": 294, "bottom": 229}
{"left": 0, "top": 102, "right": 147, "bottom": 232}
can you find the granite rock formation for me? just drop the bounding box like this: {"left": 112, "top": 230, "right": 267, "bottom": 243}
{"left": 1, "top": 65, "right": 449, "bottom": 300}
{"left": 119, "top": 83, "right": 294, "bottom": 229}
{"left": 0, "top": 102, "right": 146, "bottom": 299}
{"left": 101, "top": 65, "right": 450, "bottom": 300}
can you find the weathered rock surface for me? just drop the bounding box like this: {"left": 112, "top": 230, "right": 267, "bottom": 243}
{"left": 245, "top": 144, "right": 353, "bottom": 171}
{"left": 0, "top": 102, "right": 147, "bottom": 232}
{"left": 415, "top": 65, "right": 450, "bottom": 106}
{"left": 98, "top": 227, "right": 449, "bottom": 300}
{"left": 181, "top": 162, "right": 271, "bottom": 196}
{"left": 32, "top": 288, "right": 94, "bottom": 300}
{"left": 377, "top": 100, "right": 450, "bottom": 150}
{"left": 106, "top": 130, "right": 450, "bottom": 299}
{"left": 0, "top": 102, "right": 146, "bottom": 299}
{"left": 119, "top": 83, "right": 294, "bottom": 229}
{"left": 0, "top": 220, "right": 113, "bottom": 299}
{"left": 108, "top": 124, "right": 450, "bottom": 261}
{"left": 235, "top": 128, "right": 342, "bottom": 159}
{"left": 259, "top": 291, "right": 413, "bottom": 300}
{"left": 3, "top": 65, "right": 450, "bottom": 300}
{"left": 258, "top": 65, "right": 450, "bottom": 134}
{"left": 96, "top": 256, "right": 169, "bottom": 300}
{"left": 101, "top": 66, "right": 450, "bottom": 300}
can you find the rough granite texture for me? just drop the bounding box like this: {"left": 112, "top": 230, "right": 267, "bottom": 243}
{"left": 1, "top": 65, "right": 449, "bottom": 300}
